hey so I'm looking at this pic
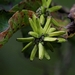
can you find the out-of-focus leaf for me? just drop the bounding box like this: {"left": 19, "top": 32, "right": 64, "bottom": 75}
{"left": 0, "top": 10, "right": 13, "bottom": 33}
{"left": 0, "top": 0, "right": 21, "bottom": 10}
{"left": 0, "top": 10, "right": 34, "bottom": 48}
{"left": 51, "top": 11, "right": 69, "bottom": 26}
{"left": 0, "top": 10, "right": 14, "bottom": 47}
{"left": 10, "top": 0, "right": 41, "bottom": 12}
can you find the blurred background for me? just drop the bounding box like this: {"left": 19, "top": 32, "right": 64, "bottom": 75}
{"left": 0, "top": 0, "right": 75, "bottom": 75}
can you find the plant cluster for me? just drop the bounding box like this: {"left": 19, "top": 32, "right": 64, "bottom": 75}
{"left": 17, "top": 0, "right": 66, "bottom": 60}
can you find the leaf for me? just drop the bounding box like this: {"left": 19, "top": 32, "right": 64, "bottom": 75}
{"left": 0, "top": 10, "right": 13, "bottom": 33}
{"left": 10, "top": 0, "right": 41, "bottom": 12}
{"left": 0, "top": 10, "right": 14, "bottom": 47}
{"left": 0, "top": 10, "right": 34, "bottom": 48}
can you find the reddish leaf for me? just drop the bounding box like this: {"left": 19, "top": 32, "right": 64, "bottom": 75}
{"left": 0, "top": 10, "right": 34, "bottom": 48}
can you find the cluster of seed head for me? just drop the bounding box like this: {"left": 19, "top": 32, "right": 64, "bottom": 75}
{"left": 17, "top": 0, "right": 66, "bottom": 60}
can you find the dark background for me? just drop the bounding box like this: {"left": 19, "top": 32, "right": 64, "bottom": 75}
{"left": 0, "top": 0, "right": 75, "bottom": 75}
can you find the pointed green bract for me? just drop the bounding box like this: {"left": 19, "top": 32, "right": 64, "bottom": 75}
{"left": 42, "top": 0, "right": 46, "bottom": 7}
{"left": 28, "top": 31, "right": 39, "bottom": 38}
{"left": 46, "top": 42, "right": 54, "bottom": 52}
{"left": 49, "top": 28, "right": 56, "bottom": 33}
{"left": 40, "top": 14, "right": 45, "bottom": 25}
{"left": 36, "top": 18, "right": 43, "bottom": 34}
{"left": 16, "top": 37, "right": 34, "bottom": 42}
{"left": 46, "top": 25, "right": 51, "bottom": 34}
{"left": 44, "top": 37, "right": 57, "bottom": 41}
{"left": 46, "top": 0, "right": 52, "bottom": 8}
{"left": 38, "top": 42, "right": 44, "bottom": 59}
{"left": 32, "top": 14, "right": 37, "bottom": 32}
{"left": 49, "top": 31, "right": 65, "bottom": 36}
{"left": 52, "top": 18, "right": 60, "bottom": 26}
{"left": 44, "top": 50, "right": 50, "bottom": 60}
{"left": 29, "top": 18, "right": 36, "bottom": 32}
{"left": 48, "top": 6, "right": 62, "bottom": 12}
{"left": 36, "top": 18, "right": 41, "bottom": 29}
{"left": 22, "top": 41, "right": 33, "bottom": 52}
{"left": 30, "top": 45, "right": 37, "bottom": 60}
{"left": 58, "top": 38, "right": 66, "bottom": 42}
{"left": 43, "top": 16, "right": 51, "bottom": 33}
{"left": 41, "top": 6, "right": 45, "bottom": 13}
